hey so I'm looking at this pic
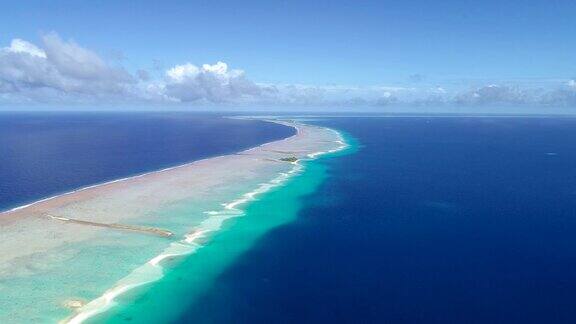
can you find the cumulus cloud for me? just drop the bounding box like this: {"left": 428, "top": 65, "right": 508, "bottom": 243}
{"left": 0, "top": 33, "right": 134, "bottom": 102}
{"left": 163, "top": 61, "right": 271, "bottom": 103}
{"left": 0, "top": 35, "right": 430, "bottom": 107}
{"left": 7, "top": 39, "right": 46, "bottom": 58}
{"left": 0, "top": 35, "right": 275, "bottom": 105}
{"left": 2, "top": 33, "right": 576, "bottom": 109}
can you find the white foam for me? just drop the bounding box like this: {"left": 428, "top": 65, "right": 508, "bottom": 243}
{"left": 306, "top": 131, "right": 348, "bottom": 159}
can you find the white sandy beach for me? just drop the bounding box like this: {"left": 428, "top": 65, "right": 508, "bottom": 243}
{"left": 0, "top": 119, "right": 344, "bottom": 323}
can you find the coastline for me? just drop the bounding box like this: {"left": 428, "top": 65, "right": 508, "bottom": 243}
{"left": 0, "top": 118, "right": 346, "bottom": 323}
{"left": 0, "top": 119, "right": 295, "bottom": 218}
{"left": 87, "top": 129, "right": 353, "bottom": 324}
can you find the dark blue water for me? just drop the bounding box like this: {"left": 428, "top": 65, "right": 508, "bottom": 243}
{"left": 0, "top": 112, "right": 294, "bottom": 211}
{"left": 181, "top": 117, "right": 576, "bottom": 323}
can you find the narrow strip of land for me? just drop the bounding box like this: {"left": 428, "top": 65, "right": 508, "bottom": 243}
{"left": 0, "top": 119, "right": 344, "bottom": 323}
{"left": 45, "top": 214, "right": 173, "bottom": 238}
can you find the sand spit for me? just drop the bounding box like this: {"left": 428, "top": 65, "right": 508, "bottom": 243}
{"left": 44, "top": 214, "right": 174, "bottom": 238}
{"left": 0, "top": 119, "right": 344, "bottom": 323}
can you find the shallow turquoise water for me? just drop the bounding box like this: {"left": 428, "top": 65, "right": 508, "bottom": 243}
{"left": 84, "top": 132, "right": 355, "bottom": 324}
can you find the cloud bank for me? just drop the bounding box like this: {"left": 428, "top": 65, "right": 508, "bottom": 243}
{"left": 0, "top": 34, "right": 134, "bottom": 102}
{"left": 163, "top": 62, "right": 272, "bottom": 103}
{"left": 1, "top": 33, "right": 576, "bottom": 108}
{"left": 0, "top": 34, "right": 272, "bottom": 104}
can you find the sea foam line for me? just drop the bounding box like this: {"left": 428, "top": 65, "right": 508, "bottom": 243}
{"left": 64, "top": 126, "right": 348, "bottom": 324}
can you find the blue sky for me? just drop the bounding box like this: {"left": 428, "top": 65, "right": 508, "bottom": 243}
{"left": 1, "top": 0, "right": 575, "bottom": 109}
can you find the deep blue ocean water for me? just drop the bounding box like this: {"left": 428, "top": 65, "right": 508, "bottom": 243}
{"left": 179, "top": 117, "right": 576, "bottom": 323}
{"left": 0, "top": 112, "right": 294, "bottom": 211}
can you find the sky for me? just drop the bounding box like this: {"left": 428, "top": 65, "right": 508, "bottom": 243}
{"left": 0, "top": 0, "right": 575, "bottom": 110}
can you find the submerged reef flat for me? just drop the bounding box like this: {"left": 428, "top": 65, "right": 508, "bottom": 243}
{"left": 0, "top": 119, "right": 345, "bottom": 323}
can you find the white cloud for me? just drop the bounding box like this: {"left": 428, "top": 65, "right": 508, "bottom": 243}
{"left": 163, "top": 61, "right": 268, "bottom": 103}
{"left": 6, "top": 39, "right": 46, "bottom": 58}
{"left": 0, "top": 35, "right": 274, "bottom": 104}
{"left": 0, "top": 33, "right": 134, "bottom": 102}
{"left": 1, "top": 33, "right": 576, "bottom": 109}
{"left": 166, "top": 63, "right": 200, "bottom": 83}
{"left": 0, "top": 34, "right": 411, "bottom": 107}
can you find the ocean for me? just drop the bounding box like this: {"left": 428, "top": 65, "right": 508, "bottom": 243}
{"left": 0, "top": 112, "right": 300, "bottom": 323}
{"left": 0, "top": 112, "right": 294, "bottom": 211}
{"left": 95, "top": 116, "right": 576, "bottom": 323}
{"left": 4, "top": 114, "right": 576, "bottom": 323}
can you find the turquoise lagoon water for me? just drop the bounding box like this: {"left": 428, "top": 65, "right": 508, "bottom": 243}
{"left": 0, "top": 113, "right": 297, "bottom": 323}
{"left": 2, "top": 162, "right": 296, "bottom": 323}
{"left": 78, "top": 131, "right": 354, "bottom": 324}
